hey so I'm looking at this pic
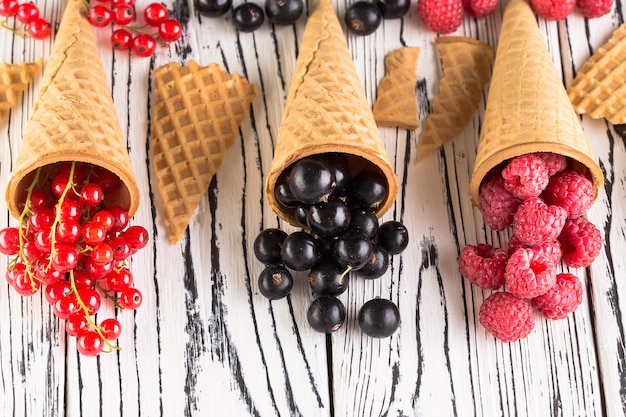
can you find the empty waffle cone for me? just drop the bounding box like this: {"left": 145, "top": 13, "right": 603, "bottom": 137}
{"left": 417, "top": 37, "right": 494, "bottom": 162}
{"left": 373, "top": 47, "right": 421, "bottom": 130}
{"left": 151, "top": 60, "right": 258, "bottom": 244}
{"left": 6, "top": 0, "right": 139, "bottom": 218}
{"left": 265, "top": 0, "right": 398, "bottom": 226}
{"left": 468, "top": 0, "right": 603, "bottom": 205}
{"left": 566, "top": 23, "right": 626, "bottom": 125}
{"left": 0, "top": 59, "right": 42, "bottom": 123}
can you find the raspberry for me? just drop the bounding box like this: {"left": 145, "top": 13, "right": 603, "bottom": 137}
{"left": 532, "top": 273, "right": 583, "bottom": 320}
{"left": 530, "top": 0, "right": 575, "bottom": 19}
{"left": 576, "top": 0, "right": 613, "bottom": 17}
{"left": 417, "top": 0, "right": 463, "bottom": 34}
{"left": 542, "top": 170, "right": 594, "bottom": 219}
{"left": 478, "top": 176, "right": 519, "bottom": 231}
{"left": 501, "top": 154, "right": 550, "bottom": 199}
{"left": 479, "top": 291, "right": 535, "bottom": 342}
{"left": 462, "top": 0, "right": 499, "bottom": 17}
{"left": 558, "top": 217, "right": 602, "bottom": 268}
{"left": 458, "top": 244, "right": 507, "bottom": 290}
{"left": 513, "top": 197, "right": 568, "bottom": 246}
{"left": 507, "top": 235, "right": 562, "bottom": 265}
{"left": 505, "top": 248, "right": 557, "bottom": 299}
{"left": 535, "top": 152, "right": 567, "bottom": 176}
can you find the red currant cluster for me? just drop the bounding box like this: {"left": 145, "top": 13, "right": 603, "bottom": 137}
{"left": 0, "top": 161, "right": 149, "bottom": 356}
{"left": 0, "top": 0, "right": 51, "bottom": 40}
{"left": 86, "top": 0, "right": 182, "bottom": 57}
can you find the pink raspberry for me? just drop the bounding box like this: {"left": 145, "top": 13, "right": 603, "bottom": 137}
{"left": 479, "top": 291, "right": 535, "bottom": 342}
{"left": 535, "top": 152, "right": 567, "bottom": 176}
{"left": 513, "top": 197, "right": 568, "bottom": 246}
{"left": 505, "top": 248, "right": 557, "bottom": 299}
{"left": 501, "top": 154, "right": 550, "bottom": 200}
{"left": 458, "top": 244, "right": 507, "bottom": 290}
{"left": 542, "top": 170, "right": 594, "bottom": 219}
{"left": 530, "top": 0, "right": 575, "bottom": 19}
{"left": 479, "top": 176, "right": 520, "bottom": 231}
{"left": 507, "top": 235, "right": 562, "bottom": 265}
{"left": 576, "top": 0, "right": 613, "bottom": 17}
{"left": 417, "top": 0, "right": 463, "bottom": 34}
{"left": 532, "top": 273, "right": 583, "bottom": 320}
{"left": 558, "top": 217, "right": 602, "bottom": 268}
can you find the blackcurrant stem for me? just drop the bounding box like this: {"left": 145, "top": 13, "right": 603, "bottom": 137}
{"left": 339, "top": 265, "right": 352, "bottom": 283}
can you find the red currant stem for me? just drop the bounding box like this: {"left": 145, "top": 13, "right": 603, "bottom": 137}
{"left": 15, "top": 168, "right": 43, "bottom": 291}
{"left": 69, "top": 269, "right": 120, "bottom": 353}
{"left": 47, "top": 162, "right": 78, "bottom": 270}
{"left": 0, "top": 20, "right": 27, "bottom": 39}
{"left": 339, "top": 265, "right": 352, "bottom": 283}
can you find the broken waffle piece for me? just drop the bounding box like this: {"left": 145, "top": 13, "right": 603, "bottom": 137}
{"left": 372, "top": 47, "right": 421, "bottom": 130}
{"left": 0, "top": 59, "right": 42, "bottom": 123}
{"left": 566, "top": 23, "right": 626, "bottom": 125}
{"left": 417, "top": 36, "right": 494, "bottom": 162}
{"left": 150, "top": 60, "right": 258, "bottom": 244}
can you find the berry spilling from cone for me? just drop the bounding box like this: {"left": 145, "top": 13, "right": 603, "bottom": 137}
{"left": 254, "top": 154, "right": 407, "bottom": 337}
{"left": 0, "top": 161, "right": 148, "bottom": 356}
{"left": 459, "top": 152, "right": 602, "bottom": 342}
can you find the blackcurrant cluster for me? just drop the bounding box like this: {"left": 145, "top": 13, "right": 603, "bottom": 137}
{"left": 0, "top": 0, "right": 51, "bottom": 40}
{"left": 344, "top": 0, "right": 410, "bottom": 36}
{"left": 254, "top": 153, "right": 408, "bottom": 337}
{"left": 195, "top": 0, "right": 303, "bottom": 32}
{"left": 86, "top": 0, "right": 183, "bottom": 57}
{"left": 0, "top": 161, "right": 149, "bottom": 356}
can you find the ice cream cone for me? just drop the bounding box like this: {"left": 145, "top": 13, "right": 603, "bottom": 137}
{"left": 0, "top": 59, "right": 42, "bottom": 123}
{"left": 264, "top": 0, "right": 398, "bottom": 226}
{"left": 468, "top": 0, "right": 603, "bottom": 205}
{"left": 150, "top": 60, "right": 258, "bottom": 244}
{"left": 5, "top": 0, "right": 140, "bottom": 218}
{"left": 417, "top": 37, "right": 493, "bottom": 162}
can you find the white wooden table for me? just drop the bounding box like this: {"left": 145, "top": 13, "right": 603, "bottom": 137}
{"left": 1, "top": 0, "right": 625, "bottom": 415}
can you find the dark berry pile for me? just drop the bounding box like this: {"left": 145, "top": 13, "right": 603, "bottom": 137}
{"left": 195, "top": 0, "right": 303, "bottom": 32}
{"left": 0, "top": 161, "right": 148, "bottom": 356}
{"left": 0, "top": 0, "right": 51, "bottom": 39}
{"left": 344, "top": 0, "right": 410, "bottom": 36}
{"left": 254, "top": 153, "right": 408, "bottom": 337}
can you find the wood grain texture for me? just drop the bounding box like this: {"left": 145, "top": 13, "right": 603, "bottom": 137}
{"left": 0, "top": 0, "right": 625, "bottom": 416}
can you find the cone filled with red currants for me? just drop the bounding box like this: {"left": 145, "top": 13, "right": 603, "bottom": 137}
{"left": 264, "top": 0, "right": 398, "bottom": 227}
{"left": 5, "top": 0, "right": 140, "bottom": 219}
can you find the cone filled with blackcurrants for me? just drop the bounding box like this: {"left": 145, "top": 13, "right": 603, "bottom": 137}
{"left": 6, "top": 0, "right": 140, "bottom": 219}
{"left": 468, "top": 0, "right": 603, "bottom": 205}
{"left": 264, "top": 0, "right": 398, "bottom": 226}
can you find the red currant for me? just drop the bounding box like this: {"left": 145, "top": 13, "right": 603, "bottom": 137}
{"left": 111, "top": 4, "right": 135, "bottom": 25}
{"left": 36, "top": 267, "right": 64, "bottom": 285}
{"left": 144, "top": 2, "right": 168, "bottom": 25}
{"left": 56, "top": 200, "right": 81, "bottom": 222}
{"left": 78, "top": 287, "right": 101, "bottom": 315}
{"left": 109, "top": 236, "right": 131, "bottom": 261}
{"left": 87, "top": 4, "right": 112, "bottom": 27}
{"left": 158, "top": 18, "right": 182, "bottom": 42}
{"left": 33, "top": 228, "right": 52, "bottom": 253}
{"left": 86, "top": 258, "right": 113, "bottom": 279}
{"left": 131, "top": 34, "right": 156, "bottom": 57}
{"left": 56, "top": 162, "right": 89, "bottom": 184}
{"left": 91, "top": 167, "right": 121, "bottom": 194}
{"left": 28, "top": 189, "right": 52, "bottom": 211}
{"left": 27, "top": 17, "right": 50, "bottom": 39}
{"left": 22, "top": 240, "right": 44, "bottom": 265}
{"left": 29, "top": 208, "right": 54, "bottom": 231}
{"left": 66, "top": 312, "right": 89, "bottom": 337}
{"left": 111, "top": 0, "right": 135, "bottom": 5}
{"left": 91, "top": 210, "right": 115, "bottom": 232}
{"left": 91, "top": 242, "right": 114, "bottom": 265}
{"left": 6, "top": 263, "right": 25, "bottom": 286}
{"left": 107, "top": 206, "right": 129, "bottom": 232}
{"left": 53, "top": 295, "right": 78, "bottom": 319}
{"left": 45, "top": 280, "right": 71, "bottom": 304}
{"left": 0, "top": 227, "right": 20, "bottom": 255}
{"left": 123, "top": 225, "right": 149, "bottom": 250}
{"left": 77, "top": 331, "right": 104, "bottom": 356}
{"left": 13, "top": 269, "right": 41, "bottom": 296}
{"left": 100, "top": 318, "right": 122, "bottom": 340}
{"left": 51, "top": 243, "right": 78, "bottom": 272}
{"left": 79, "top": 183, "right": 104, "bottom": 207}
{"left": 111, "top": 28, "right": 133, "bottom": 50}
{"left": 119, "top": 287, "right": 142, "bottom": 309}
{"left": 0, "top": 0, "right": 19, "bottom": 16}
{"left": 106, "top": 268, "right": 133, "bottom": 292}
{"left": 56, "top": 219, "right": 81, "bottom": 243}
{"left": 16, "top": 2, "right": 39, "bottom": 24}
{"left": 82, "top": 222, "right": 107, "bottom": 245}
{"left": 73, "top": 269, "right": 96, "bottom": 289}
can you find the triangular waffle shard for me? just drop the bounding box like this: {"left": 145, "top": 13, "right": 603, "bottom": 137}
{"left": 0, "top": 59, "right": 42, "bottom": 123}
{"left": 151, "top": 60, "right": 258, "bottom": 244}
{"left": 566, "top": 23, "right": 626, "bottom": 125}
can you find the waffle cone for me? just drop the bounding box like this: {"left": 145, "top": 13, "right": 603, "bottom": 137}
{"left": 373, "top": 47, "right": 421, "bottom": 130}
{"left": 5, "top": 0, "right": 140, "bottom": 219}
{"left": 417, "top": 37, "right": 493, "bottom": 162}
{"left": 566, "top": 23, "right": 626, "bottom": 125}
{"left": 150, "top": 60, "right": 258, "bottom": 244}
{"left": 0, "top": 59, "right": 42, "bottom": 123}
{"left": 265, "top": 0, "right": 398, "bottom": 226}
{"left": 468, "top": 0, "right": 603, "bottom": 205}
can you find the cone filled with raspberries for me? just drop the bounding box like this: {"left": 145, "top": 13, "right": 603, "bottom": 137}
{"left": 0, "top": 0, "right": 147, "bottom": 356}
{"left": 461, "top": 0, "right": 604, "bottom": 342}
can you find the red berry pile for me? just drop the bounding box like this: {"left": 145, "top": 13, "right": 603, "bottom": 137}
{"left": 0, "top": 161, "right": 148, "bottom": 356}
{"left": 530, "top": 0, "right": 613, "bottom": 20}
{"left": 86, "top": 0, "right": 182, "bottom": 57}
{"left": 0, "top": 0, "right": 51, "bottom": 39}
{"left": 459, "top": 152, "right": 602, "bottom": 342}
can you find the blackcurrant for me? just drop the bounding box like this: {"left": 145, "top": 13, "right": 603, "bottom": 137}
{"left": 195, "top": 0, "right": 232, "bottom": 17}
{"left": 346, "top": 170, "right": 388, "bottom": 210}
{"left": 306, "top": 198, "right": 351, "bottom": 238}
{"left": 258, "top": 264, "right": 293, "bottom": 300}
{"left": 358, "top": 298, "right": 400, "bottom": 338}
{"left": 274, "top": 171, "right": 300, "bottom": 208}
{"left": 288, "top": 157, "right": 336, "bottom": 204}
{"left": 333, "top": 231, "right": 373, "bottom": 270}
{"left": 316, "top": 153, "right": 350, "bottom": 192}
{"left": 357, "top": 244, "right": 389, "bottom": 279}
{"left": 281, "top": 231, "right": 320, "bottom": 271}
{"left": 308, "top": 258, "right": 349, "bottom": 296}
{"left": 307, "top": 295, "right": 346, "bottom": 333}
{"left": 375, "top": 0, "right": 410, "bottom": 18}
{"left": 375, "top": 221, "right": 409, "bottom": 255}
{"left": 232, "top": 2, "right": 265, "bottom": 32}
{"left": 348, "top": 208, "right": 379, "bottom": 239}
{"left": 294, "top": 205, "right": 310, "bottom": 227}
{"left": 265, "top": 0, "right": 303, "bottom": 25}
{"left": 253, "top": 228, "right": 288, "bottom": 264}
{"left": 344, "top": 1, "right": 382, "bottom": 36}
